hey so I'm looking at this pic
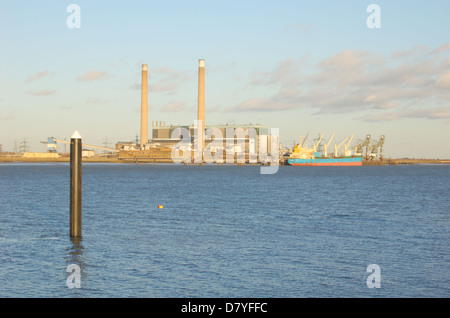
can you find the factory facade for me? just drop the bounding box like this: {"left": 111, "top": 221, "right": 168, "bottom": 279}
{"left": 151, "top": 122, "right": 270, "bottom": 152}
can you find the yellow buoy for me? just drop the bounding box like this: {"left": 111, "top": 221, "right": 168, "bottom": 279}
{"left": 158, "top": 205, "right": 163, "bottom": 209}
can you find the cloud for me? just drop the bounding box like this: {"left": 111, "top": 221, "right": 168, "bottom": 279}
{"left": 150, "top": 82, "right": 180, "bottom": 93}
{"left": 227, "top": 43, "right": 450, "bottom": 122}
{"left": 359, "top": 111, "right": 400, "bottom": 122}
{"left": 76, "top": 71, "right": 108, "bottom": 82}
{"left": 130, "top": 66, "right": 190, "bottom": 94}
{"left": 153, "top": 66, "right": 190, "bottom": 82}
{"left": 391, "top": 45, "right": 427, "bottom": 59}
{"left": 441, "top": 57, "right": 450, "bottom": 69}
{"left": 207, "top": 61, "right": 237, "bottom": 73}
{"left": 151, "top": 67, "right": 189, "bottom": 94}
{"left": 160, "top": 101, "right": 187, "bottom": 112}
{"left": 226, "top": 97, "right": 297, "bottom": 112}
{"left": 248, "top": 57, "right": 306, "bottom": 87}
{"left": 431, "top": 43, "right": 450, "bottom": 55}
{"left": 435, "top": 73, "right": 450, "bottom": 88}
{"left": 402, "top": 107, "right": 450, "bottom": 120}
{"left": 360, "top": 107, "right": 450, "bottom": 122}
{"left": 376, "top": 102, "right": 399, "bottom": 110}
{"left": 129, "top": 81, "right": 180, "bottom": 93}
{"left": 364, "top": 94, "right": 377, "bottom": 102}
{"left": 25, "top": 70, "right": 51, "bottom": 82}
{"left": 29, "top": 90, "right": 56, "bottom": 96}
{"left": 86, "top": 98, "right": 110, "bottom": 104}
{"left": 206, "top": 105, "right": 223, "bottom": 113}
{"left": 317, "top": 50, "right": 372, "bottom": 71}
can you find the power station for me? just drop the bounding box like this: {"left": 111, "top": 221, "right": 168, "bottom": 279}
{"left": 115, "top": 59, "right": 272, "bottom": 163}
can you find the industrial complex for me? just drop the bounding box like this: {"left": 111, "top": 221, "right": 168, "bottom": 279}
{"left": 8, "top": 59, "right": 387, "bottom": 165}
{"left": 114, "top": 59, "right": 278, "bottom": 164}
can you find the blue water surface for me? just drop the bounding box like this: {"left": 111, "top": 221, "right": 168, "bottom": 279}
{"left": 0, "top": 163, "right": 448, "bottom": 297}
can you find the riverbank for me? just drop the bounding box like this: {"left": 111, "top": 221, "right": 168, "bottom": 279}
{"left": 0, "top": 155, "right": 123, "bottom": 164}
{"left": 363, "top": 158, "right": 450, "bottom": 165}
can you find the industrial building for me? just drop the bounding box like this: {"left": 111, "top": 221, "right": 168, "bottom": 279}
{"left": 151, "top": 123, "right": 269, "bottom": 151}
{"left": 116, "top": 59, "right": 276, "bottom": 163}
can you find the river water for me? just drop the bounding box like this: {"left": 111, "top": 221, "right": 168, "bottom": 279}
{"left": 0, "top": 163, "right": 448, "bottom": 297}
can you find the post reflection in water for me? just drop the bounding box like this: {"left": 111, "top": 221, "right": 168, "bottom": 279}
{"left": 65, "top": 237, "right": 85, "bottom": 290}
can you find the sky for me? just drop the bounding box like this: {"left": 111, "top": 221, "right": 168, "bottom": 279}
{"left": 0, "top": 0, "right": 449, "bottom": 158}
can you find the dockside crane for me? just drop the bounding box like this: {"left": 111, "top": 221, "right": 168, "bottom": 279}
{"left": 41, "top": 137, "right": 119, "bottom": 153}
{"left": 355, "top": 134, "right": 371, "bottom": 159}
{"left": 313, "top": 131, "right": 325, "bottom": 153}
{"left": 323, "top": 131, "right": 335, "bottom": 157}
{"left": 368, "top": 135, "right": 385, "bottom": 160}
{"left": 301, "top": 133, "right": 309, "bottom": 147}
{"left": 343, "top": 132, "right": 355, "bottom": 156}
{"left": 334, "top": 136, "right": 348, "bottom": 157}
{"left": 295, "top": 133, "right": 309, "bottom": 151}
{"left": 379, "top": 135, "right": 385, "bottom": 160}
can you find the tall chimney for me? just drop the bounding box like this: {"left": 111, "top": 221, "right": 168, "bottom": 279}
{"left": 140, "top": 64, "right": 148, "bottom": 147}
{"left": 197, "top": 59, "right": 205, "bottom": 156}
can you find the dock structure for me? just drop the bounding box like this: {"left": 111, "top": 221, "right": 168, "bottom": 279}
{"left": 118, "top": 147, "right": 278, "bottom": 165}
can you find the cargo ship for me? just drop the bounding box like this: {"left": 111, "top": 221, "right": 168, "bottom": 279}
{"left": 287, "top": 132, "right": 363, "bottom": 166}
{"left": 288, "top": 155, "right": 363, "bottom": 166}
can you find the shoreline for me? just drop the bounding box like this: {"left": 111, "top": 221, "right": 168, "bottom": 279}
{"left": 362, "top": 158, "right": 450, "bottom": 165}
{"left": 0, "top": 156, "right": 123, "bottom": 164}
{"left": 0, "top": 156, "right": 449, "bottom": 165}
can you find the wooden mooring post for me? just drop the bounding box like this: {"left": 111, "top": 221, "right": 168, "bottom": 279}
{"left": 70, "top": 131, "right": 82, "bottom": 237}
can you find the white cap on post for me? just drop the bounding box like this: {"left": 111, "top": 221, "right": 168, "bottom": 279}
{"left": 71, "top": 131, "right": 82, "bottom": 139}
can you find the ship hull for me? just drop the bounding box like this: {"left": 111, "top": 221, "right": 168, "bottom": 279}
{"left": 288, "top": 157, "right": 363, "bottom": 166}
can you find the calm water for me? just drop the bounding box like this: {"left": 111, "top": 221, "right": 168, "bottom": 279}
{"left": 0, "top": 163, "right": 448, "bottom": 298}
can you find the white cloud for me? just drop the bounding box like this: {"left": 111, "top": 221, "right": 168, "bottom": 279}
{"left": 76, "top": 71, "right": 108, "bottom": 82}
{"left": 364, "top": 94, "right": 377, "bottom": 102}
{"left": 25, "top": 70, "right": 51, "bottom": 82}
{"left": 359, "top": 106, "right": 450, "bottom": 122}
{"left": 150, "top": 82, "right": 180, "bottom": 93}
{"left": 160, "top": 101, "right": 187, "bottom": 112}
{"left": 376, "top": 102, "right": 399, "bottom": 109}
{"left": 28, "top": 90, "right": 56, "bottom": 96}
{"left": 435, "top": 73, "right": 450, "bottom": 88}
{"left": 227, "top": 43, "right": 450, "bottom": 122}
{"left": 431, "top": 43, "right": 450, "bottom": 54}
{"left": 130, "top": 66, "right": 190, "bottom": 94}
{"left": 402, "top": 107, "right": 450, "bottom": 120}
{"left": 391, "top": 45, "right": 427, "bottom": 59}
